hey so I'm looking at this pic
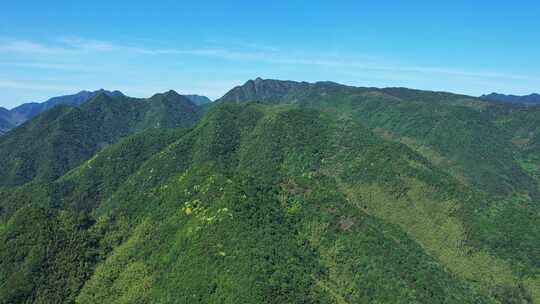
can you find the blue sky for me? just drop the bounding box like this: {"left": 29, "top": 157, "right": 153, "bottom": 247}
{"left": 1, "top": 0, "right": 539, "bottom": 108}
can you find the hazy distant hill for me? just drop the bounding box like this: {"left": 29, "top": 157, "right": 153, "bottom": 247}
{"left": 0, "top": 90, "right": 213, "bottom": 135}
{"left": 183, "top": 94, "right": 212, "bottom": 105}
{"left": 0, "top": 90, "right": 125, "bottom": 136}
{"left": 9, "top": 89, "right": 124, "bottom": 124}
{"left": 481, "top": 92, "right": 540, "bottom": 104}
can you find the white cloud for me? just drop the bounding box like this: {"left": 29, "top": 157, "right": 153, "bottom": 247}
{"left": 3, "top": 36, "right": 536, "bottom": 83}
{"left": 59, "top": 37, "right": 119, "bottom": 52}
{"left": 0, "top": 61, "right": 102, "bottom": 72}
{"left": 261, "top": 57, "right": 540, "bottom": 82}
{"left": 1, "top": 36, "right": 538, "bottom": 99}
{"left": 0, "top": 79, "right": 77, "bottom": 91}
{"left": 0, "top": 40, "right": 72, "bottom": 55}
{"left": 205, "top": 39, "right": 280, "bottom": 52}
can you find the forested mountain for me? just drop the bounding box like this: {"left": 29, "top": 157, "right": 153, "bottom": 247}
{"left": 220, "top": 79, "right": 540, "bottom": 198}
{"left": 0, "top": 79, "right": 538, "bottom": 303}
{"left": 0, "top": 90, "right": 212, "bottom": 136}
{"left": 481, "top": 92, "right": 540, "bottom": 104}
{"left": 4, "top": 90, "right": 125, "bottom": 129}
{"left": 0, "top": 90, "right": 201, "bottom": 187}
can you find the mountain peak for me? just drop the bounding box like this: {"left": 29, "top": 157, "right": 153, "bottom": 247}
{"left": 151, "top": 91, "right": 212, "bottom": 106}
{"left": 93, "top": 89, "right": 124, "bottom": 97}
{"left": 217, "top": 78, "right": 313, "bottom": 104}
{"left": 164, "top": 89, "right": 181, "bottom": 97}
{"left": 2, "top": 89, "right": 127, "bottom": 131}
{"left": 151, "top": 90, "right": 183, "bottom": 101}
{"left": 93, "top": 90, "right": 113, "bottom": 99}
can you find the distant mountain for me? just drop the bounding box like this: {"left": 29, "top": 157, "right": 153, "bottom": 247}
{"left": 481, "top": 92, "right": 540, "bottom": 104}
{"left": 218, "top": 77, "right": 312, "bottom": 104}
{"left": 0, "top": 107, "right": 13, "bottom": 135}
{"left": 0, "top": 90, "right": 201, "bottom": 186}
{"left": 0, "top": 90, "right": 125, "bottom": 135}
{"left": 0, "top": 90, "right": 213, "bottom": 135}
{"left": 0, "top": 107, "right": 10, "bottom": 116}
{"left": 183, "top": 94, "right": 212, "bottom": 105}
{"left": 8, "top": 89, "right": 125, "bottom": 124}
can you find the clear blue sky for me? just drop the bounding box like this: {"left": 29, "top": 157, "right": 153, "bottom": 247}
{"left": 1, "top": 0, "right": 539, "bottom": 108}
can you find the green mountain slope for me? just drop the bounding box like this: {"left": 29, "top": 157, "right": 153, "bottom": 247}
{"left": 0, "top": 91, "right": 201, "bottom": 187}
{"left": 0, "top": 90, "right": 214, "bottom": 135}
{"left": 1, "top": 102, "right": 538, "bottom": 303}
{"left": 0, "top": 90, "right": 125, "bottom": 135}
{"left": 218, "top": 79, "right": 539, "bottom": 199}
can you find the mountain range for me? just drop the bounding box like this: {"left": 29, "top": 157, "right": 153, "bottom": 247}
{"left": 0, "top": 90, "right": 202, "bottom": 187}
{"left": 0, "top": 90, "right": 212, "bottom": 135}
{"left": 481, "top": 92, "right": 540, "bottom": 104}
{"left": 0, "top": 78, "right": 539, "bottom": 304}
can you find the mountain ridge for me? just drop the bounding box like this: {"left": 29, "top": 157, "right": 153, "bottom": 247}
{"left": 9, "top": 89, "right": 125, "bottom": 122}
{"left": 217, "top": 78, "right": 539, "bottom": 198}
{"left": 481, "top": 92, "right": 540, "bottom": 104}
{"left": 0, "top": 90, "right": 212, "bottom": 135}
{"left": 217, "top": 78, "right": 480, "bottom": 104}
{"left": 0, "top": 90, "right": 125, "bottom": 135}
{"left": 0, "top": 90, "right": 202, "bottom": 186}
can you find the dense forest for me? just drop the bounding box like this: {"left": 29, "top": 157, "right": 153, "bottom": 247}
{"left": 0, "top": 79, "right": 538, "bottom": 303}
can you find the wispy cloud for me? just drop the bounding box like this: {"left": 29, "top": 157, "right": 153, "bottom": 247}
{"left": 258, "top": 57, "right": 540, "bottom": 82}
{"left": 58, "top": 37, "right": 119, "bottom": 52}
{"left": 0, "top": 61, "right": 103, "bottom": 72}
{"left": 0, "top": 40, "right": 72, "bottom": 55}
{"left": 1, "top": 36, "right": 538, "bottom": 97}
{"left": 0, "top": 79, "right": 77, "bottom": 91}
{"left": 3, "top": 36, "right": 535, "bottom": 82}
{"left": 205, "top": 39, "right": 280, "bottom": 52}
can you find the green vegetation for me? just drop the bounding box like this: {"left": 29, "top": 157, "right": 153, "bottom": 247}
{"left": 0, "top": 91, "right": 201, "bottom": 187}
{"left": 220, "top": 79, "right": 539, "bottom": 198}
{"left": 1, "top": 80, "right": 539, "bottom": 303}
